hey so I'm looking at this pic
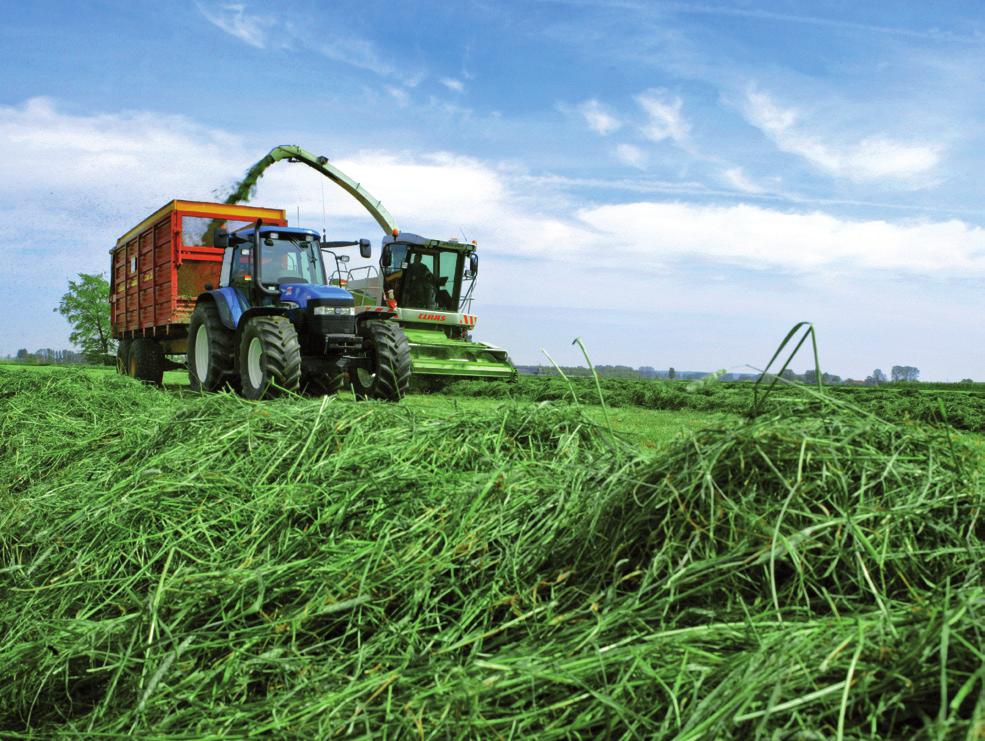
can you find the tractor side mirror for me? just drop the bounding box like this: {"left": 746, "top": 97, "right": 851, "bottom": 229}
{"left": 359, "top": 238, "right": 372, "bottom": 259}
{"left": 214, "top": 230, "right": 229, "bottom": 249}
{"left": 381, "top": 244, "right": 392, "bottom": 268}
{"left": 469, "top": 252, "right": 479, "bottom": 276}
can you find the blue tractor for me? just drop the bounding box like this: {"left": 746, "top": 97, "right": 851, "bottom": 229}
{"left": 188, "top": 222, "right": 412, "bottom": 401}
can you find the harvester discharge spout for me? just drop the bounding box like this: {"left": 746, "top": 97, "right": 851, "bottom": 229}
{"left": 226, "top": 145, "right": 399, "bottom": 237}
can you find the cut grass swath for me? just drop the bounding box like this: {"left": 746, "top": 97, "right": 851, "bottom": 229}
{"left": 0, "top": 368, "right": 981, "bottom": 738}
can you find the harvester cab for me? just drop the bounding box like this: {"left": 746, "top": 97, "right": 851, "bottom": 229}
{"left": 341, "top": 232, "right": 514, "bottom": 382}
{"left": 187, "top": 222, "right": 412, "bottom": 400}
{"left": 380, "top": 234, "right": 477, "bottom": 325}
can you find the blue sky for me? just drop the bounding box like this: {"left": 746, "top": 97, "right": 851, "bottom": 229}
{"left": 1, "top": 0, "right": 984, "bottom": 379}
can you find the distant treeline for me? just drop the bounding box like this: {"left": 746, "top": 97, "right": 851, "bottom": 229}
{"left": 514, "top": 364, "right": 970, "bottom": 385}
{"left": 5, "top": 348, "right": 86, "bottom": 365}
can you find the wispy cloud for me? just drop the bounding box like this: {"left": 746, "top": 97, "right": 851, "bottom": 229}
{"left": 635, "top": 89, "right": 690, "bottom": 145}
{"left": 441, "top": 77, "right": 465, "bottom": 93}
{"left": 741, "top": 87, "right": 942, "bottom": 183}
{"left": 722, "top": 167, "right": 764, "bottom": 194}
{"left": 197, "top": 3, "right": 424, "bottom": 84}
{"left": 614, "top": 143, "right": 646, "bottom": 169}
{"left": 386, "top": 86, "right": 410, "bottom": 107}
{"left": 662, "top": 2, "right": 984, "bottom": 45}
{"left": 577, "top": 99, "right": 622, "bottom": 135}
{"left": 197, "top": 2, "right": 268, "bottom": 49}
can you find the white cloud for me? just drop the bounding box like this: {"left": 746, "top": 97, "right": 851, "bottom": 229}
{"left": 576, "top": 201, "right": 985, "bottom": 276}
{"left": 441, "top": 77, "right": 465, "bottom": 93}
{"left": 577, "top": 99, "right": 622, "bottom": 135}
{"left": 722, "top": 167, "right": 764, "bottom": 194}
{"left": 742, "top": 88, "right": 942, "bottom": 182}
{"left": 636, "top": 89, "right": 690, "bottom": 145}
{"left": 197, "top": 2, "right": 268, "bottom": 48}
{"left": 614, "top": 143, "right": 647, "bottom": 169}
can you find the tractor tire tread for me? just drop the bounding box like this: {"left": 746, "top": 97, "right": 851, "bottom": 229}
{"left": 240, "top": 315, "right": 302, "bottom": 399}
{"left": 188, "top": 302, "right": 237, "bottom": 392}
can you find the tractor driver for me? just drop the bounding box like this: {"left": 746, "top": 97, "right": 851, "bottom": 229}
{"left": 259, "top": 249, "right": 300, "bottom": 285}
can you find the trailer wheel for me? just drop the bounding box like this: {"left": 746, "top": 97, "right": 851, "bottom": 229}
{"left": 188, "top": 302, "right": 237, "bottom": 392}
{"left": 128, "top": 338, "right": 164, "bottom": 385}
{"left": 116, "top": 339, "right": 131, "bottom": 375}
{"left": 239, "top": 315, "right": 302, "bottom": 400}
{"left": 351, "top": 321, "right": 412, "bottom": 401}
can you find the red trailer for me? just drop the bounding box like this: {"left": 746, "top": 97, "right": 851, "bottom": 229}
{"left": 110, "top": 200, "right": 286, "bottom": 381}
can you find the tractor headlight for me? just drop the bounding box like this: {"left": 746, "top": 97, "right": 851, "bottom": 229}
{"left": 313, "top": 306, "right": 355, "bottom": 316}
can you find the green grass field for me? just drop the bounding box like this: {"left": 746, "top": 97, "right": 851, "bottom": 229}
{"left": 1, "top": 364, "right": 982, "bottom": 737}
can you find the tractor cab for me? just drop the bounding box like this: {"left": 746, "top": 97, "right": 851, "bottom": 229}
{"left": 220, "top": 225, "right": 328, "bottom": 296}
{"left": 380, "top": 233, "right": 478, "bottom": 313}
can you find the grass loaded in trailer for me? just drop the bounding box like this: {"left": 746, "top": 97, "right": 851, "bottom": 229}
{"left": 110, "top": 200, "right": 411, "bottom": 400}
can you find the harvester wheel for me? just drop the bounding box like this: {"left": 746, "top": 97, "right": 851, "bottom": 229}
{"left": 351, "top": 321, "right": 412, "bottom": 401}
{"left": 116, "top": 339, "right": 131, "bottom": 375}
{"left": 239, "top": 315, "right": 301, "bottom": 400}
{"left": 188, "top": 302, "right": 237, "bottom": 392}
{"left": 128, "top": 338, "right": 164, "bottom": 385}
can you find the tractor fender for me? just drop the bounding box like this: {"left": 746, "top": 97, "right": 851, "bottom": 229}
{"left": 195, "top": 288, "right": 242, "bottom": 331}
{"left": 236, "top": 306, "right": 290, "bottom": 333}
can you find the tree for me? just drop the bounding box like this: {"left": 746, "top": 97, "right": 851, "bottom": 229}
{"left": 15, "top": 348, "right": 29, "bottom": 360}
{"left": 55, "top": 273, "right": 114, "bottom": 363}
{"left": 891, "top": 365, "right": 920, "bottom": 382}
{"left": 866, "top": 368, "right": 887, "bottom": 385}
{"left": 667, "top": 367, "right": 676, "bottom": 380}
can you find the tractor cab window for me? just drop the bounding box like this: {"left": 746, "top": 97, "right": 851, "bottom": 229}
{"left": 229, "top": 235, "right": 327, "bottom": 288}
{"left": 230, "top": 248, "right": 253, "bottom": 285}
{"left": 258, "top": 235, "right": 326, "bottom": 286}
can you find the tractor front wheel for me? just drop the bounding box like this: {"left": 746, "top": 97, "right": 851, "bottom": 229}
{"left": 188, "top": 302, "right": 237, "bottom": 392}
{"left": 239, "top": 316, "right": 302, "bottom": 400}
{"left": 351, "top": 321, "right": 412, "bottom": 401}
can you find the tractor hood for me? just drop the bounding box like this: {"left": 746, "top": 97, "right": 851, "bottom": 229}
{"left": 279, "top": 283, "right": 353, "bottom": 308}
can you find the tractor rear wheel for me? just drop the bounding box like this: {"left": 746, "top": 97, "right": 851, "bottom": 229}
{"left": 116, "top": 339, "right": 131, "bottom": 375}
{"left": 239, "top": 315, "right": 301, "bottom": 400}
{"left": 188, "top": 302, "right": 237, "bottom": 392}
{"left": 128, "top": 338, "right": 164, "bottom": 385}
{"left": 351, "top": 321, "right": 412, "bottom": 401}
